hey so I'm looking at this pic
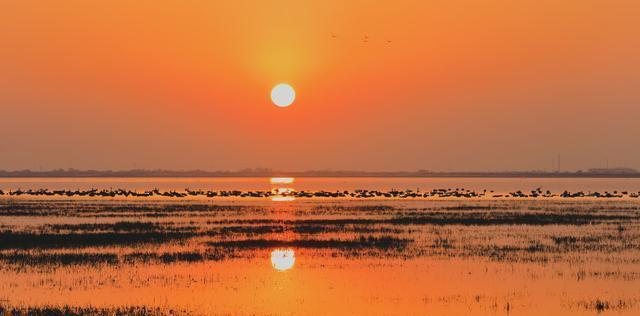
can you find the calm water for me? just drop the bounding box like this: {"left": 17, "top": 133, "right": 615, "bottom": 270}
{"left": 1, "top": 177, "right": 640, "bottom": 193}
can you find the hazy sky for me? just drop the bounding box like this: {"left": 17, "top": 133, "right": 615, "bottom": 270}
{"left": 1, "top": 0, "right": 639, "bottom": 171}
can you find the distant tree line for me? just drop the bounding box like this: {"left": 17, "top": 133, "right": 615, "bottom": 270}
{"left": 0, "top": 168, "right": 638, "bottom": 178}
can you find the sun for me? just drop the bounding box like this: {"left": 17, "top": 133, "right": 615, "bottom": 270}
{"left": 271, "top": 83, "right": 295, "bottom": 107}
{"left": 270, "top": 249, "right": 295, "bottom": 271}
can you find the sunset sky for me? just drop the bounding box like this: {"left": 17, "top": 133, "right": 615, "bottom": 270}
{"left": 1, "top": 0, "right": 639, "bottom": 171}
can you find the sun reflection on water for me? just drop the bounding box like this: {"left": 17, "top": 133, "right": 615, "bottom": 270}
{"left": 270, "top": 178, "right": 296, "bottom": 201}
{"left": 270, "top": 249, "right": 295, "bottom": 271}
{"left": 271, "top": 196, "right": 296, "bottom": 202}
{"left": 270, "top": 177, "right": 295, "bottom": 184}
{"left": 272, "top": 187, "right": 294, "bottom": 195}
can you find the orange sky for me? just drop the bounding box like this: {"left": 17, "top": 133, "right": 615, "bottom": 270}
{"left": 1, "top": 0, "right": 639, "bottom": 171}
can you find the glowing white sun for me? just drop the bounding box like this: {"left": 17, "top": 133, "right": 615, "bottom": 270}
{"left": 271, "top": 249, "right": 295, "bottom": 271}
{"left": 271, "top": 83, "right": 295, "bottom": 107}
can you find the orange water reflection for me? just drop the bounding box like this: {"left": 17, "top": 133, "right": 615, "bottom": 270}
{"left": 1, "top": 199, "right": 640, "bottom": 314}
{"left": 270, "top": 177, "right": 294, "bottom": 184}
{"left": 271, "top": 196, "right": 296, "bottom": 202}
{"left": 270, "top": 177, "right": 296, "bottom": 201}
{"left": 270, "top": 249, "right": 295, "bottom": 271}
{"left": 271, "top": 187, "right": 294, "bottom": 195}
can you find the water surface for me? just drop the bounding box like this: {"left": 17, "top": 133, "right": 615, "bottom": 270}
{"left": 0, "top": 178, "right": 639, "bottom": 315}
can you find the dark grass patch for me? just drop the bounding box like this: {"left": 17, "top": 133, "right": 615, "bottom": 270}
{"left": 312, "top": 205, "right": 396, "bottom": 211}
{"left": 217, "top": 225, "right": 285, "bottom": 235}
{"left": 214, "top": 224, "right": 402, "bottom": 235}
{"left": 0, "top": 250, "right": 232, "bottom": 266}
{"left": 439, "top": 204, "right": 514, "bottom": 211}
{"left": 207, "top": 235, "right": 411, "bottom": 250}
{"left": 0, "top": 252, "right": 119, "bottom": 266}
{"left": 431, "top": 234, "right": 640, "bottom": 263}
{"left": 385, "top": 212, "right": 637, "bottom": 226}
{"left": 548, "top": 234, "right": 640, "bottom": 252}
{"left": 46, "top": 221, "right": 160, "bottom": 232}
{"left": 0, "top": 201, "right": 254, "bottom": 217}
{"left": 0, "top": 304, "right": 188, "bottom": 316}
{"left": 576, "top": 298, "right": 636, "bottom": 312}
{"left": 208, "top": 211, "right": 637, "bottom": 227}
{"left": 0, "top": 223, "right": 407, "bottom": 250}
{"left": 123, "top": 252, "right": 204, "bottom": 263}
{"left": 44, "top": 221, "right": 197, "bottom": 233}
{"left": 0, "top": 231, "right": 196, "bottom": 250}
{"left": 123, "top": 249, "right": 231, "bottom": 264}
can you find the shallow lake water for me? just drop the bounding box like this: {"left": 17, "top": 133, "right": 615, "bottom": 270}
{"left": 0, "top": 178, "right": 639, "bottom": 315}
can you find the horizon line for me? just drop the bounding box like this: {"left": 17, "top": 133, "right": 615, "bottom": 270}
{"left": 0, "top": 168, "right": 638, "bottom": 178}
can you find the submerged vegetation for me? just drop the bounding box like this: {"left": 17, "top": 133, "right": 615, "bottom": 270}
{"left": 0, "top": 199, "right": 637, "bottom": 267}
{"left": 0, "top": 231, "right": 197, "bottom": 250}
{"left": 0, "top": 198, "right": 639, "bottom": 314}
{"left": 207, "top": 235, "right": 411, "bottom": 250}
{"left": 0, "top": 305, "right": 188, "bottom": 316}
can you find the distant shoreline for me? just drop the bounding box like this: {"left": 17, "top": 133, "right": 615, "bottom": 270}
{"left": 1, "top": 170, "right": 640, "bottom": 178}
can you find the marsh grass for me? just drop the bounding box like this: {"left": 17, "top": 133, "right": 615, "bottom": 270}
{"left": 576, "top": 298, "right": 638, "bottom": 312}
{"left": 0, "top": 250, "right": 233, "bottom": 267}
{"left": 207, "top": 235, "right": 411, "bottom": 250}
{"left": 0, "top": 304, "right": 187, "bottom": 316}
{"left": 0, "top": 198, "right": 640, "bottom": 314}
{"left": 0, "top": 231, "right": 196, "bottom": 249}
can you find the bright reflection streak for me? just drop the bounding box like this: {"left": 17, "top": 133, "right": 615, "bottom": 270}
{"left": 270, "top": 249, "right": 295, "bottom": 271}
{"left": 270, "top": 177, "right": 295, "bottom": 184}
{"left": 271, "top": 196, "right": 296, "bottom": 202}
{"left": 272, "top": 187, "right": 294, "bottom": 195}
{"left": 271, "top": 187, "right": 296, "bottom": 201}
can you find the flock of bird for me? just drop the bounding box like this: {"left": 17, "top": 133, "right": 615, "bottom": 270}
{"left": 0, "top": 188, "right": 639, "bottom": 199}
{"left": 331, "top": 32, "right": 392, "bottom": 44}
